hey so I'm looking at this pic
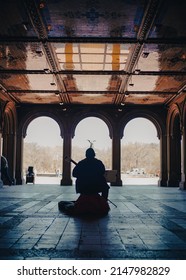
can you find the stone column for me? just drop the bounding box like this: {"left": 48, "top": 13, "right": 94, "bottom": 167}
{"left": 167, "top": 133, "right": 181, "bottom": 187}
{"left": 0, "top": 104, "right": 3, "bottom": 187}
{"left": 61, "top": 130, "right": 72, "bottom": 186}
{"left": 2, "top": 132, "right": 9, "bottom": 185}
{"left": 111, "top": 126, "right": 122, "bottom": 186}
{"left": 2, "top": 132, "right": 16, "bottom": 183}
{"left": 15, "top": 132, "right": 24, "bottom": 185}
{"left": 158, "top": 132, "right": 168, "bottom": 186}
{"left": 0, "top": 131, "right": 3, "bottom": 188}
{"left": 179, "top": 127, "right": 186, "bottom": 189}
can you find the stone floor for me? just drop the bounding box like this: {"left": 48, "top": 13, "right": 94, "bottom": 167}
{"left": 0, "top": 183, "right": 186, "bottom": 260}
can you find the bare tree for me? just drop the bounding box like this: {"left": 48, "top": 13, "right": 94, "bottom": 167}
{"left": 23, "top": 142, "right": 160, "bottom": 176}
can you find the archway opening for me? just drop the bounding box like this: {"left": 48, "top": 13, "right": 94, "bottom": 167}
{"left": 121, "top": 117, "right": 160, "bottom": 185}
{"left": 72, "top": 117, "right": 112, "bottom": 172}
{"left": 174, "top": 114, "right": 181, "bottom": 183}
{"left": 167, "top": 113, "right": 181, "bottom": 187}
{"left": 23, "top": 116, "right": 63, "bottom": 184}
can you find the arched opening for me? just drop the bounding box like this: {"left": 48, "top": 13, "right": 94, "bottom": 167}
{"left": 173, "top": 115, "right": 181, "bottom": 183}
{"left": 167, "top": 112, "right": 182, "bottom": 187}
{"left": 72, "top": 117, "right": 112, "bottom": 176}
{"left": 23, "top": 116, "right": 63, "bottom": 184}
{"left": 121, "top": 117, "right": 160, "bottom": 185}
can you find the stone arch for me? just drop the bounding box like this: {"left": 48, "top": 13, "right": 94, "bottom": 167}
{"left": 20, "top": 109, "right": 64, "bottom": 139}
{"left": 71, "top": 111, "right": 113, "bottom": 139}
{"left": 119, "top": 109, "right": 165, "bottom": 186}
{"left": 119, "top": 110, "right": 164, "bottom": 139}
{"left": 15, "top": 108, "right": 64, "bottom": 184}
{"left": 167, "top": 103, "right": 181, "bottom": 137}
{"left": 167, "top": 103, "right": 182, "bottom": 187}
{"left": 3, "top": 102, "right": 17, "bottom": 135}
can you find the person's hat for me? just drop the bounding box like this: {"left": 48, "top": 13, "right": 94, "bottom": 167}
{"left": 85, "top": 148, "right": 95, "bottom": 158}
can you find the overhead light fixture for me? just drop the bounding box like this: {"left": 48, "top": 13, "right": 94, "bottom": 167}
{"left": 35, "top": 48, "right": 43, "bottom": 56}
{"left": 50, "top": 76, "right": 56, "bottom": 86}
{"left": 121, "top": 102, "right": 125, "bottom": 106}
{"left": 134, "top": 69, "right": 141, "bottom": 74}
{"left": 154, "top": 24, "right": 162, "bottom": 32}
{"left": 47, "top": 25, "right": 52, "bottom": 31}
{"left": 134, "top": 62, "right": 140, "bottom": 74}
{"left": 22, "top": 22, "right": 28, "bottom": 31}
{"left": 39, "top": 1, "right": 45, "bottom": 9}
{"left": 129, "top": 80, "right": 134, "bottom": 87}
{"left": 142, "top": 52, "right": 149, "bottom": 58}
{"left": 134, "top": 24, "right": 139, "bottom": 32}
{"left": 59, "top": 102, "right": 64, "bottom": 105}
{"left": 44, "top": 68, "right": 50, "bottom": 73}
{"left": 129, "top": 75, "right": 134, "bottom": 87}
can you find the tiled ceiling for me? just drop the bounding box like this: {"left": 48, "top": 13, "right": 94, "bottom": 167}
{"left": 0, "top": 0, "right": 186, "bottom": 106}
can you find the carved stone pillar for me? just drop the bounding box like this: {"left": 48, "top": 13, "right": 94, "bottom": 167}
{"left": 111, "top": 127, "right": 122, "bottom": 186}
{"left": 158, "top": 133, "right": 168, "bottom": 186}
{"left": 61, "top": 131, "right": 72, "bottom": 186}
{"left": 15, "top": 133, "right": 24, "bottom": 185}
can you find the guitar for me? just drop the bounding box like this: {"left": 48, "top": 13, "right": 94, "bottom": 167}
{"left": 64, "top": 156, "right": 77, "bottom": 165}
{"left": 64, "top": 156, "right": 117, "bottom": 207}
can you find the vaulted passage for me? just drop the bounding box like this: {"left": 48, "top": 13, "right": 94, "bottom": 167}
{"left": 0, "top": 0, "right": 186, "bottom": 261}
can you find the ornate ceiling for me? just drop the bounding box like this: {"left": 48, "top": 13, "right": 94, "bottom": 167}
{"left": 0, "top": 0, "right": 186, "bottom": 107}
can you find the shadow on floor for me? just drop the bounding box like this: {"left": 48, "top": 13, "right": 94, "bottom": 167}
{"left": 0, "top": 183, "right": 186, "bottom": 259}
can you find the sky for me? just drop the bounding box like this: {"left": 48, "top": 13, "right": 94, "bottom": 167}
{"left": 24, "top": 116, "right": 159, "bottom": 149}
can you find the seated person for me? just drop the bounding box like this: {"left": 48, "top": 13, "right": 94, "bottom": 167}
{"left": 58, "top": 148, "right": 110, "bottom": 216}
{"left": 1, "top": 155, "right": 13, "bottom": 186}
{"left": 26, "top": 166, "right": 35, "bottom": 184}
{"left": 73, "top": 148, "right": 109, "bottom": 199}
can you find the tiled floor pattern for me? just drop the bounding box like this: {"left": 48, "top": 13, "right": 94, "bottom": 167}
{"left": 0, "top": 184, "right": 186, "bottom": 259}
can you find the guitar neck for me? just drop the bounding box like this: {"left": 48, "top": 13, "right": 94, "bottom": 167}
{"left": 65, "top": 156, "right": 77, "bottom": 165}
{"left": 70, "top": 159, "right": 77, "bottom": 165}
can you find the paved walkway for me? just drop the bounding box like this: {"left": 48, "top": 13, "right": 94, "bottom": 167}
{"left": 0, "top": 183, "right": 186, "bottom": 260}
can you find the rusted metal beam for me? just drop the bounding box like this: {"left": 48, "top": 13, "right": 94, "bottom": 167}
{"left": 8, "top": 89, "right": 176, "bottom": 95}
{"left": 1, "top": 69, "right": 186, "bottom": 76}
{"left": 1, "top": 37, "right": 186, "bottom": 44}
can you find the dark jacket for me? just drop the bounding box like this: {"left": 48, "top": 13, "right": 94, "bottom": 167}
{"left": 72, "top": 157, "right": 109, "bottom": 195}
